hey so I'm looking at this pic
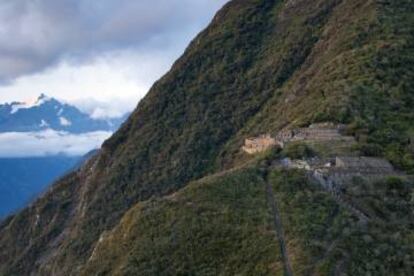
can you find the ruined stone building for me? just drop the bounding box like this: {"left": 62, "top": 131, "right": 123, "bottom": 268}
{"left": 274, "top": 129, "right": 295, "bottom": 147}
{"left": 242, "top": 122, "right": 355, "bottom": 154}
{"left": 335, "top": 157, "right": 394, "bottom": 173}
{"left": 280, "top": 158, "right": 311, "bottom": 170}
{"left": 275, "top": 123, "right": 354, "bottom": 147}
{"left": 313, "top": 157, "right": 398, "bottom": 192}
{"left": 290, "top": 128, "right": 354, "bottom": 143}
{"left": 242, "top": 134, "right": 280, "bottom": 154}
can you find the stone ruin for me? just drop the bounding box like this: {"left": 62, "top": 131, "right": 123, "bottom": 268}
{"left": 280, "top": 158, "right": 311, "bottom": 170}
{"left": 275, "top": 124, "right": 354, "bottom": 147}
{"left": 242, "top": 122, "right": 354, "bottom": 154}
{"left": 242, "top": 134, "right": 281, "bottom": 154}
{"left": 335, "top": 157, "right": 394, "bottom": 173}
{"left": 312, "top": 157, "right": 399, "bottom": 191}
{"left": 279, "top": 156, "right": 401, "bottom": 222}
{"left": 279, "top": 156, "right": 396, "bottom": 179}
{"left": 242, "top": 125, "right": 403, "bottom": 221}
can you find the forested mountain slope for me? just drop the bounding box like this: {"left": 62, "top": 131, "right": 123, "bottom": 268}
{"left": 0, "top": 0, "right": 413, "bottom": 275}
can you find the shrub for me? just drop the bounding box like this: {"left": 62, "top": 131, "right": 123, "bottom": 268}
{"left": 283, "top": 143, "right": 316, "bottom": 159}
{"left": 357, "top": 143, "right": 384, "bottom": 156}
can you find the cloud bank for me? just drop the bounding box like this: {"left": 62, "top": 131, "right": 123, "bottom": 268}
{"left": 0, "top": 0, "right": 227, "bottom": 83}
{"left": 0, "top": 129, "right": 112, "bottom": 157}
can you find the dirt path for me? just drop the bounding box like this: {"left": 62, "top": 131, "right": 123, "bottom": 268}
{"left": 265, "top": 178, "right": 294, "bottom": 276}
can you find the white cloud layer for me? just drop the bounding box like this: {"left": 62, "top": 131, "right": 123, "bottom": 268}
{"left": 0, "top": 129, "right": 112, "bottom": 157}
{"left": 0, "top": 0, "right": 227, "bottom": 82}
{"left": 0, "top": 45, "right": 185, "bottom": 114}
{"left": 0, "top": 1, "right": 228, "bottom": 157}
{"left": 0, "top": 0, "right": 228, "bottom": 116}
{"left": 68, "top": 97, "right": 136, "bottom": 119}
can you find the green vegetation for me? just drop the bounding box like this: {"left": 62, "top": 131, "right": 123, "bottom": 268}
{"left": 0, "top": 172, "right": 80, "bottom": 275}
{"left": 282, "top": 142, "right": 316, "bottom": 159}
{"left": 343, "top": 1, "right": 414, "bottom": 173}
{"left": 220, "top": 0, "right": 414, "bottom": 174}
{"left": 269, "top": 169, "right": 414, "bottom": 275}
{"left": 0, "top": 0, "right": 413, "bottom": 274}
{"left": 82, "top": 168, "right": 283, "bottom": 275}
{"left": 80, "top": 164, "right": 413, "bottom": 275}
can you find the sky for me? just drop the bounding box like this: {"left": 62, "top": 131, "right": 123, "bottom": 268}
{"left": 0, "top": 0, "right": 228, "bottom": 157}
{"left": 0, "top": 0, "right": 228, "bottom": 116}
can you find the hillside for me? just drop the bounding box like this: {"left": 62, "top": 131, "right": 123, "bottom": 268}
{"left": 0, "top": 0, "right": 413, "bottom": 275}
{"left": 82, "top": 158, "right": 413, "bottom": 275}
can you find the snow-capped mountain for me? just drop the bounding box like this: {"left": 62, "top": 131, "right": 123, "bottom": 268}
{"left": 0, "top": 95, "right": 130, "bottom": 218}
{"left": 0, "top": 94, "right": 128, "bottom": 133}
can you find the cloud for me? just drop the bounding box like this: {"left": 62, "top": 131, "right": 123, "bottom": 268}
{"left": 0, "top": 49, "right": 179, "bottom": 114}
{"left": 0, "top": 129, "right": 112, "bottom": 157}
{"left": 0, "top": 0, "right": 227, "bottom": 83}
{"left": 68, "top": 97, "right": 136, "bottom": 119}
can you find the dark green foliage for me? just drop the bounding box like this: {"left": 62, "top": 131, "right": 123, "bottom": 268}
{"left": 0, "top": 0, "right": 413, "bottom": 274}
{"left": 341, "top": 176, "right": 414, "bottom": 275}
{"left": 337, "top": 1, "right": 414, "bottom": 172}
{"left": 0, "top": 172, "right": 80, "bottom": 275}
{"left": 283, "top": 142, "right": 316, "bottom": 159}
{"left": 269, "top": 169, "right": 414, "bottom": 275}
{"left": 220, "top": 0, "right": 414, "bottom": 174}
{"left": 81, "top": 168, "right": 283, "bottom": 275}
{"left": 356, "top": 143, "right": 384, "bottom": 157}
{"left": 269, "top": 169, "right": 348, "bottom": 274}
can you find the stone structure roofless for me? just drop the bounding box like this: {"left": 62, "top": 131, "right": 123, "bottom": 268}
{"left": 242, "top": 134, "right": 280, "bottom": 154}
{"left": 335, "top": 157, "right": 394, "bottom": 173}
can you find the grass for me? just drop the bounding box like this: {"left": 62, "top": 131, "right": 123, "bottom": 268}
{"left": 269, "top": 169, "right": 414, "bottom": 275}
{"left": 0, "top": 0, "right": 413, "bottom": 274}
{"left": 81, "top": 167, "right": 283, "bottom": 275}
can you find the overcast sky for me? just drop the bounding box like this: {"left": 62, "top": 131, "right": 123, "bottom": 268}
{"left": 0, "top": 0, "right": 228, "bottom": 115}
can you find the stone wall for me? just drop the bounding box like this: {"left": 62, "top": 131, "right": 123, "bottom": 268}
{"left": 312, "top": 158, "right": 400, "bottom": 193}
{"left": 335, "top": 157, "right": 394, "bottom": 173}
{"left": 243, "top": 122, "right": 355, "bottom": 154}
{"left": 309, "top": 122, "right": 346, "bottom": 129}
{"left": 274, "top": 123, "right": 355, "bottom": 146}
{"left": 242, "top": 134, "right": 279, "bottom": 154}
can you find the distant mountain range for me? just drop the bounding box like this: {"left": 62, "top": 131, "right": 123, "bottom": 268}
{"left": 0, "top": 94, "right": 129, "bottom": 218}
{"left": 0, "top": 94, "right": 128, "bottom": 133}
{"left": 0, "top": 156, "right": 80, "bottom": 218}
{"left": 1, "top": 1, "right": 414, "bottom": 275}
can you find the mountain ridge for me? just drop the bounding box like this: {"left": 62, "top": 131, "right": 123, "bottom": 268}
{"left": 0, "top": 93, "right": 128, "bottom": 221}
{"left": 0, "top": 94, "right": 128, "bottom": 133}
{"left": 0, "top": 0, "right": 413, "bottom": 275}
